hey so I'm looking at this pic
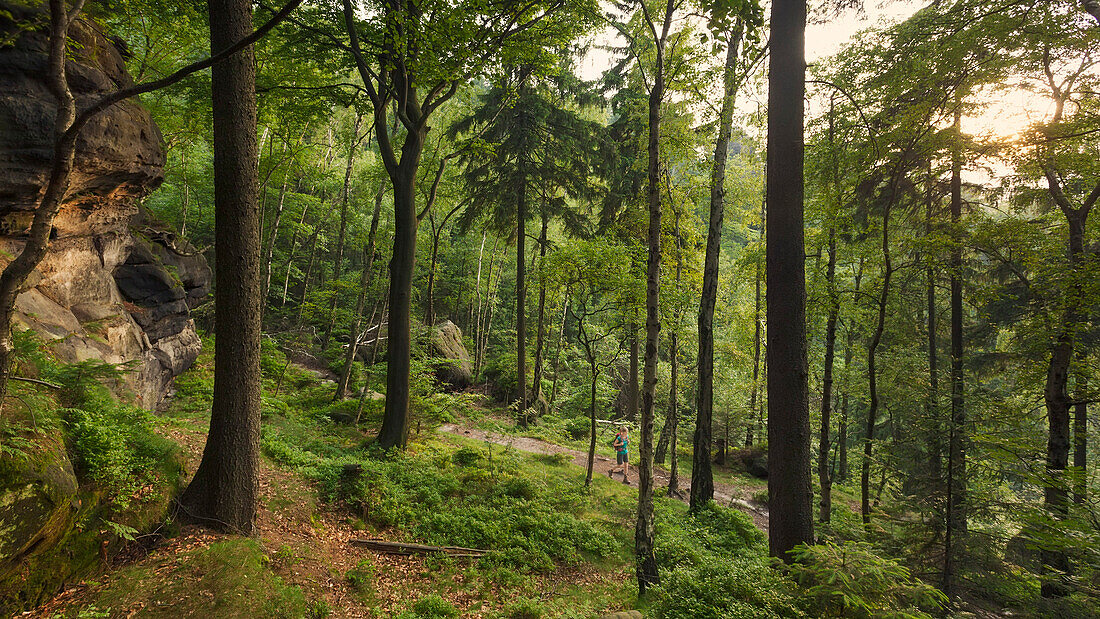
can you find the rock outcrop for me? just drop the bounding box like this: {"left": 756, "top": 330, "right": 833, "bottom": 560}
{"left": 429, "top": 320, "right": 473, "bottom": 388}
{"left": 0, "top": 3, "right": 210, "bottom": 409}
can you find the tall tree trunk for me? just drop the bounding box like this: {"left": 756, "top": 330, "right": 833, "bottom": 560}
{"left": 746, "top": 246, "right": 762, "bottom": 447}
{"left": 945, "top": 108, "right": 967, "bottom": 598}
{"left": 862, "top": 201, "right": 893, "bottom": 529}
{"left": 473, "top": 233, "right": 487, "bottom": 372}
{"left": 693, "top": 28, "right": 741, "bottom": 507}
{"left": 549, "top": 289, "right": 569, "bottom": 411}
{"left": 376, "top": 131, "right": 425, "bottom": 449}
{"left": 262, "top": 179, "right": 288, "bottom": 302}
{"left": 180, "top": 153, "right": 190, "bottom": 236}
{"left": 178, "top": 0, "right": 261, "bottom": 533}
{"left": 321, "top": 114, "right": 363, "bottom": 351}
{"left": 531, "top": 212, "right": 550, "bottom": 411}
{"left": 767, "top": 0, "right": 813, "bottom": 561}
{"left": 926, "top": 177, "right": 942, "bottom": 492}
{"left": 818, "top": 226, "right": 838, "bottom": 524}
{"left": 628, "top": 321, "right": 639, "bottom": 422}
{"left": 516, "top": 166, "right": 529, "bottom": 426}
{"left": 335, "top": 184, "right": 385, "bottom": 400}
{"left": 657, "top": 207, "right": 686, "bottom": 466}
{"left": 666, "top": 331, "right": 679, "bottom": 496}
{"left": 637, "top": 5, "right": 673, "bottom": 593}
{"left": 1074, "top": 350, "right": 1088, "bottom": 504}
{"left": 282, "top": 137, "right": 335, "bottom": 306}
{"left": 296, "top": 219, "right": 323, "bottom": 319}
{"left": 1039, "top": 176, "right": 1095, "bottom": 596}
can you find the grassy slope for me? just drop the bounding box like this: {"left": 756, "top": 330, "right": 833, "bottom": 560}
{"left": 46, "top": 341, "right": 791, "bottom": 618}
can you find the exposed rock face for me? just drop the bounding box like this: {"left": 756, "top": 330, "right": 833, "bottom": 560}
{"left": 0, "top": 4, "right": 209, "bottom": 409}
{"left": 429, "top": 320, "right": 473, "bottom": 388}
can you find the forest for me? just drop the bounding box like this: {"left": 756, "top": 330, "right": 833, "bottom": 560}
{"left": 0, "top": 0, "right": 1099, "bottom": 617}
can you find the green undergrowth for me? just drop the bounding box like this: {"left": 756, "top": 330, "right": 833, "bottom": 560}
{"left": 51, "top": 539, "right": 307, "bottom": 618}
{"left": 135, "top": 335, "right": 956, "bottom": 617}
{"left": 1, "top": 331, "right": 185, "bottom": 615}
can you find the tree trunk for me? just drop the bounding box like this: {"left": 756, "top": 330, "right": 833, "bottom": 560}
{"left": 1040, "top": 188, "right": 1093, "bottom": 597}
{"left": 926, "top": 179, "right": 942, "bottom": 492}
{"left": 178, "top": 0, "right": 261, "bottom": 533}
{"left": 818, "top": 226, "right": 838, "bottom": 525}
{"left": 746, "top": 247, "right": 762, "bottom": 447}
{"left": 862, "top": 202, "right": 893, "bottom": 529}
{"left": 321, "top": 114, "right": 363, "bottom": 351}
{"left": 666, "top": 331, "right": 679, "bottom": 496}
{"left": 945, "top": 108, "right": 967, "bottom": 598}
{"left": 693, "top": 31, "right": 741, "bottom": 508}
{"left": 261, "top": 179, "right": 288, "bottom": 302}
{"left": 1074, "top": 350, "right": 1088, "bottom": 504}
{"left": 767, "top": 0, "right": 813, "bottom": 562}
{"left": 586, "top": 357, "right": 598, "bottom": 488}
{"left": 549, "top": 289, "right": 569, "bottom": 411}
{"left": 473, "top": 232, "right": 487, "bottom": 373}
{"left": 531, "top": 212, "right": 550, "bottom": 410}
{"left": 628, "top": 321, "right": 639, "bottom": 422}
{"left": 335, "top": 184, "right": 385, "bottom": 401}
{"left": 516, "top": 165, "right": 529, "bottom": 426}
{"left": 296, "top": 219, "right": 323, "bottom": 319}
{"left": 376, "top": 130, "right": 425, "bottom": 449}
{"left": 637, "top": 6, "right": 672, "bottom": 592}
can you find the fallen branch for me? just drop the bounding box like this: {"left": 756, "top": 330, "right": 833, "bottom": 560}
{"left": 9, "top": 376, "right": 62, "bottom": 389}
{"left": 350, "top": 539, "right": 487, "bottom": 558}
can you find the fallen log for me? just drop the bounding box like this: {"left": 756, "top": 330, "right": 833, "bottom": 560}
{"left": 350, "top": 539, "right": 488, "bottom": 558}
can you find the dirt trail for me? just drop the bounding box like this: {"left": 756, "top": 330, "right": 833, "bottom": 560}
{"left": 439, "top": 424, "right": 770, "bottom": 532}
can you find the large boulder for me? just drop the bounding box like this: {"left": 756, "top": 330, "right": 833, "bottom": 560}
{"left": 429, "top": 320, "right": 473, "bottom": 388}
{"left": 0, "top": 3, "right": 209, "bottom": 409}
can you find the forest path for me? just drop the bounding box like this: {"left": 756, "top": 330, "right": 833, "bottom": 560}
{"left": 438, "top": 423, "right": 770, "bottom": 533}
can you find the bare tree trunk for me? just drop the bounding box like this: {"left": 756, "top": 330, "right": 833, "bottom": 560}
{"left": 766, "top": 0, "right": 813, "bottom": 562}
{"left": 666, "top": 331, "right": 679, "bottom": 497}
{"left": 296, "top": 219, "right": 323, "bottom": 320}
{"left": 180, "top": 152, "right": 190, "bottom": 236}
{"left": 628, "top": 321, "right": 639, "bottom": 422}
{"left": 862, "top": 202, "right": 893, "bottom": 529}
{"left": 531, "top": 212, "right": 550, "bottom": 411}
{"left": 376, "top": 133, "right": 427, "bottom": 450}
{"left": 335, "top": 184, "right": 385, "bottom": 400}
{"left": 637, "top": 4, "right": 672, "bottom": 593}
{"left": 1039, "top": 170, "right": 1096, "bottom": 596}
{"left": 818, "top": 225, "right": 838, "bottom": 524}
{"left": 516, "top": 158, "right": 529, "bottom": 426}
{"left": 178, "top": 0, "right": 262, "bottom": 533}
{"left": 1074, "top": 350, "right": 1088, "bottom": 504}
{"left": 322, "top": 115, "right": 363, "bottom": 351}
{"left": 261, "top": 179, "right": 288, "bottom": 302}
{"left": 693, "top": 14, "right": 742, "bottom": 512}
{"left": 473, "top": 233, "right": 487, "bottom": 372}
{"left": 746, "top": 246, "right": 762, "bottom": 447}
{"left": 549, "top": 288, "right": 569, "bottom": 411}
{"left": 945, "top": 108, "right": 967, "bottom": 598}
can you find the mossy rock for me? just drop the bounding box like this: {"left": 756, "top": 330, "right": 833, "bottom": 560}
{"left": 0, "top": 437, "right": 185, "bottom": 616}
{"left": 0, "top": 437, "right": 80, "bottom": 571}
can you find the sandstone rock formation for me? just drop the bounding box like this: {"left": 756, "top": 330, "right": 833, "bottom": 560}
{"left": 429, "top": 320, "right": 474, "bottom": 388}
{"left": 0, "top": 3, "right": 210, "bottom": 409}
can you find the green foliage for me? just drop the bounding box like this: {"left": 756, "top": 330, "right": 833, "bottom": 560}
{"left": 397, "top": 593, "right": 460, "bottom": 619}
{"left": 787, "top": 542, "right": 948, "bottom": 618}
{"left": 651, "top": 501, "right": 804, "bottom": 618}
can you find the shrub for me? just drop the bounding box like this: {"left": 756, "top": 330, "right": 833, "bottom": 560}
{"left": 60, "top": 403, "right": 180, "bottom": 510}
{"left": 652, "top": 559, "right": 806, "bottom": 619}
{"left": 787, "top": 541, "right": 948, "bottom": 618}
{"left": 397, "top": 593, "right": 459, "bottom": 618}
